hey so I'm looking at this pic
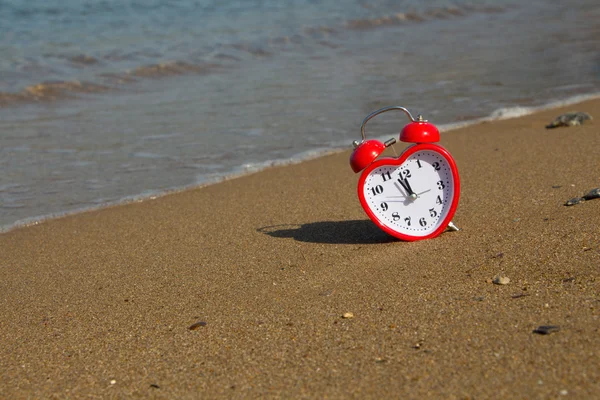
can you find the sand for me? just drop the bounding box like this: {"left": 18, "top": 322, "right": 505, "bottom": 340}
{"left": 1, "top": 100, "right": 599, "bottom": 398}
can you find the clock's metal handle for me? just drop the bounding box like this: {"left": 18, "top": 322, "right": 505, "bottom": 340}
{"left": 360, "top": 106, "right": 421, "bottom": 141}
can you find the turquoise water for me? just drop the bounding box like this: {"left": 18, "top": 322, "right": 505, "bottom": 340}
{"left": 1, "top": 0, "right": 599, "bottom": 229}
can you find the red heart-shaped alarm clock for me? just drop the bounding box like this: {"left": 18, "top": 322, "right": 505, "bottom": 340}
{"left": 350, "top": 106, "right": 460, "bottom": 241}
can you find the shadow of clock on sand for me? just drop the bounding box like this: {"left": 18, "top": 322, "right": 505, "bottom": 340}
{"left": 257, "top": 220, "right": 396, "bottom": 245}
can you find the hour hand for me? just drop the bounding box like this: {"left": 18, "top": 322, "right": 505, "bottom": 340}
{"left": 394, "top": 181, "right": 408, "bottom": 196}
{"left": 397, "top": 177, "right": 417, "bottom": 199}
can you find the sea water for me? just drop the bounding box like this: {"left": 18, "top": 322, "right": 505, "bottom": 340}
{"left": 1, "top": 0, "right": 599, "bottom": 230}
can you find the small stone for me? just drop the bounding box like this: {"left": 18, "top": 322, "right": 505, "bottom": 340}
{"left": 110, "top": 380, "right": 117, "bottom": 385}
{"left": 412, "top": 338, "right": 425, "bottom": 349}
{"left": 583, "top": 187, "right": 600, "bottom": 200}
{"left": 150, "top": 384, "right": 160, "bottom": 389}
{"left": 546, "top": 112, "right": 592, "bottom": 128}
{"left": 342, "top": 312, "right": 354, "bottom": 319}
{"left": 565, "top": 197, "right": 584, "bottom": 206}
{"left": 533, "top": 325, "right": 560, "bottom": 335}
{"left": 188, "top": 321, "right": 207, "bottom": 330}
{"left": 492, "top": 275, "right": 510, "bottom": 285}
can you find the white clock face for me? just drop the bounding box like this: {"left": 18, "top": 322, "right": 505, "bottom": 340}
{"left": 362, "top": 149, "right": 455, "bottom": 237}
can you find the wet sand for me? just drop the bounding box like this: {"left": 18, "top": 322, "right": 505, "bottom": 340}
{"left": 1, "top": 100, "right": 599, "bottom": 398}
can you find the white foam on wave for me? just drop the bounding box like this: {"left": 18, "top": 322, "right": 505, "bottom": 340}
{"left": 437, "top": 92, "right": 600, "bottom": 133}
{"left": 3, "top": 92, "right": 600, "bottom": 234}
{"left": 194, "top": 147, "right": 342, "bottom": 186}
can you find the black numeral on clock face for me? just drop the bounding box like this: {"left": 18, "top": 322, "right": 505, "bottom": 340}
{"left": 381, "top": 202, "right": 388, "bottom": 211}
{"left": 437, "top": 181, "right": 445, "bottom": 190}
{"left": 382, "top": 171, "right": 392, "bottom": 182}
{"left": 371, "top": 185, "right": 383, "bottom": 196}
{"left": 432, "top": 162, "right": 440, "bottom": 171}
{"left": 392, "top": 212, "right": 401, "bottom": 221}
{"left": 436, "top": 195, "right": 442, "bottom": 205}
{"left": 419, "top": 217, "right": 427, "bottom": 227}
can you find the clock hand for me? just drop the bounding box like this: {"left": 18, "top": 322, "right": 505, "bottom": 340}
{"left": 385, "top": 189, "right": 430, "bottom": 202}
{"left": 397, "top": 177, "right": 417, "bottom": 200}
{"left": 389, "top": 187, "right": 428, "bottom": 201}
{"left": 393, "top": 181, "right": 408, "bottom": 196}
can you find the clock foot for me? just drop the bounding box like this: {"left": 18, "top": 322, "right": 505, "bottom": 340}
{"left": 447, "top": 221, "right": 460, "bottom": 232}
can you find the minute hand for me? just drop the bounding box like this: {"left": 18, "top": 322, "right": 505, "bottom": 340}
{"left": 397, "top": 177, "right": 416, "bottom": 197}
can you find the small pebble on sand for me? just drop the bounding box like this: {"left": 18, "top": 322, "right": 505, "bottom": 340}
{"left": 583, "top": 187, "right": 600, "bottom": 200}
{"left": 533, "top": 325, "right": 560, "bottom": 335}
{"left": 342, "top": 312, "right": 354, "bottom": 319}
{"left": 492, "top": 275, "right": 510, "bottom": 285}
{"left": 188, "top": 321, "right": 207, "bottom": 330}
{"left": 564, "top": 187, "right": 600, "bottom": 206}
{"left": 565, "top": 197, "right": 585, "bottom": 206}
{"left": 545, "top": 111, "right": 592, "bottom": 128}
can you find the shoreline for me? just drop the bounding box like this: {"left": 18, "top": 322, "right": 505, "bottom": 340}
{"left": 3, "top": 91, "right": 599, "bottom": 234}
{"left": 1, "top": 97, "right": 598, "bottom": 398}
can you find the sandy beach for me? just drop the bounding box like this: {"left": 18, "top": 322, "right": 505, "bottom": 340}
{"left": 1, "top": 100, "right": 599, "bottom": 398}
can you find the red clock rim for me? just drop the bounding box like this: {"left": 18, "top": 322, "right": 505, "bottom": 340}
{"left": 357, "top": 143, "right": 460, "bottom": 241}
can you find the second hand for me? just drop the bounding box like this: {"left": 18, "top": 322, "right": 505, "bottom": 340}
{"left": 385, "top": 189, "right": 431, "bottom": 200}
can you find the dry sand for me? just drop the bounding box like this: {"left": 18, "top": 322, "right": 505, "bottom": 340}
{"left": 1, "top": 100, "right": 599, "bottom": 398}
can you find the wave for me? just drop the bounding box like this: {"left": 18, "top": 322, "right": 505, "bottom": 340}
{"left": 130, "top": 61, "right": 224, "bottom": 78}
{"left": 3, "top": 92, "right": 599, "bottom": 235}
{"left": 0, "top": 80, "right": 112, "bottom": 106}
{"left": 345, "top": 13, "right": 422, "bottom": 30}
{"left": 344, "top": 5, "right": 504, "bottom": 30}
{"left": 436, "top": 92, "right": 600, "bottom": 133}
{"left": 0, "top": 4, "right": 509, "bottom": 108}
{"left": 68, "top": 54, "right": 101, "bottom": 66}
{"left": 0, "top": 62, "right": 224, "bottom": 106}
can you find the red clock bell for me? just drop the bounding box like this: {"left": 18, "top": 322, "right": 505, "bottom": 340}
{"left": 350, "top": 106, "right": 460, "bottom": 241}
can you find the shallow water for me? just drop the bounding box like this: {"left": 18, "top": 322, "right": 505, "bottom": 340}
{"left": 1, "top": 0, "right": 599, "bottom": 230}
